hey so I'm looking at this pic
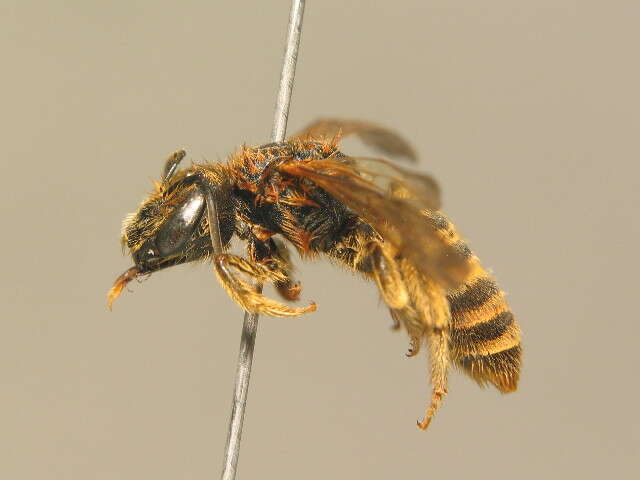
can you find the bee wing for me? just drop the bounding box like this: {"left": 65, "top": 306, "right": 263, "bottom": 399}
{"left": 279, "top": 157, "right": 470, "bottom": 288}
{"left": 339, "top": 156, "right": 441, "bottom": 210}
{"left": 289, "top": 118, "right": 418, "bottom": 162}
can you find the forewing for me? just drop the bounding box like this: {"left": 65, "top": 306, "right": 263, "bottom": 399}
{"left": 290, "top": 118, "right": 418, "bottom": 162}
{"left": 279, "top": 157, "right": 469, "bottom": 288}
{"left": 340, "top": 156, "right": 441, "bottom": 210}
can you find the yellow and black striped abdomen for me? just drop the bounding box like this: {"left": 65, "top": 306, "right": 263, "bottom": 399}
{"left": 447, "top": 265, "right": 522, "bottom": 392}
{"left": 421, "top": 211, "right": 521, "bottom": 391}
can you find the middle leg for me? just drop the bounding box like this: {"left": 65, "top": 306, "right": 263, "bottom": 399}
{"left": 364, "top": 241, "right": 425, "bottom": 357}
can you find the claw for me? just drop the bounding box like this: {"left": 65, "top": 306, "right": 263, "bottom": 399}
{"left": 416, "top": 417, "right": 431, "bottom": 430}
{"left": 276, "top": 280, "right": 302, "bottom": 301}
{"left": 416, "top": 389, "right": 446, "bottom": 431}
{"left": 405, "top": 337, "right": 420, "bottom": 357}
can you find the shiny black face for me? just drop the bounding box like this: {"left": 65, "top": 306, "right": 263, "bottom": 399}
{"left": 133, "top": 187, "right": 206, "bottom": 272}
{"left": 122, "top": 181, "right": 209, "bottom": 275}
{"left": 110, "top": 151, "right": 238, "bottom": 308}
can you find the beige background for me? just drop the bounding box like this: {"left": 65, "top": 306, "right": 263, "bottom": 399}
{"left": 1, "top": 1, "right": 638, "bottom": 478}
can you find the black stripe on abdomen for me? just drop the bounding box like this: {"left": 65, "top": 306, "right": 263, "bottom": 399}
{"left": 448, "top": 276, "right": 500, "bottom": 315}
{"left": 452, "top": 311, "right": 514, "bottom": 345}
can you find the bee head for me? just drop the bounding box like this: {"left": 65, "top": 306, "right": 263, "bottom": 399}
{"left": 109, "top": 150, "right": 237, "bottom": 309}
{"left": 119, "top": 150, "right": 234, "bottom": 275}
{"left": 121, "top": 178, "right": 207, "bottom": 274}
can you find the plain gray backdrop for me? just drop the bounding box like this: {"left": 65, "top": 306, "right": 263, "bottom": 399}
{"left": 1, "top": 1, "right": 638, "bottom": 479}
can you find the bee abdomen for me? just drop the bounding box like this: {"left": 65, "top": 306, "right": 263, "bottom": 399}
{"left": 447, "top": 273, "right": 522, "bottom": 392}
{"left": 457, "top": 345, "right": 521, "bottom": 392}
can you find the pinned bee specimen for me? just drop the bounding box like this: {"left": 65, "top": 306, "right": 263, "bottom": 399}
{"left": 109, "top": 119, "right": 522, "bottom": 430}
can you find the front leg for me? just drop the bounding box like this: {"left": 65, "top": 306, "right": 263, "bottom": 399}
{"left": 192, "top": 169, "right": 313, "bottom": 317}
{"left": 213, "top": 252, "right": 315, "bottom": 317}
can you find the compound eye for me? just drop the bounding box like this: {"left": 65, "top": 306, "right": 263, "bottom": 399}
{"left": 155, "top": 188, "right": 205, "bottom": 256}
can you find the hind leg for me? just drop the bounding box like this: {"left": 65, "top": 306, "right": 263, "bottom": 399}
{"left": 397, "top": 261, "right": 451, "bottom": 429}
{"left": 417, "top": 326, "right": 449, "bottom": 430}
{"left": 417, "top": 279, "right": 450, "bottom": 429}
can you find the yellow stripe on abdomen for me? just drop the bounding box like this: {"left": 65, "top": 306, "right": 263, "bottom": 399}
{"left": 447, "top": 269, "right": 522, "bottom": 392}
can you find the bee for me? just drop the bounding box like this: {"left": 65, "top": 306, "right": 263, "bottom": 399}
{"left": 109, "top": 119, "right": 522, "bottom": 430}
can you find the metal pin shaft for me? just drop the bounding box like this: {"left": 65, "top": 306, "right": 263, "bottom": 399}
{"left": 220, "top": 2, "right": 305, "bottom": 479}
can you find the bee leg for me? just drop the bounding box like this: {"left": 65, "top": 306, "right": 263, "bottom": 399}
{"left": 187, "top": 172, "right": 309, "bottom": 317}
{"left": 266, "top": 238, "right": 303, "bottom": 302}
{"left": 388, "top": 308, "right": 401, "bottom": 330}
{"left": 413, "top": 278, "right": 451, "bottom": 430}
{"left": 390, "top": 259, "right": 451, "bottom": 429}
{"left": 365, "top": 242, "right": 428, "bottom": 357}
{"left": 406, "top": 336, "right": 421, "bottom": 358}
{"left": 388, "top": 307, "right": 424, "bottom": 357}
{"left": 275, "top": 279, "right": 302, "bottom": 302}
{"left": 365, "top": 242, "right": 409, "bottom": 310}
{"left": 247, "top": 236, "right": 303, "bottom": 302}
{"left": 417, "top": 327, "right": 449, "bottom": 430}
{"left": 213, "top": 253, "right": 316, "bottom": 317}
